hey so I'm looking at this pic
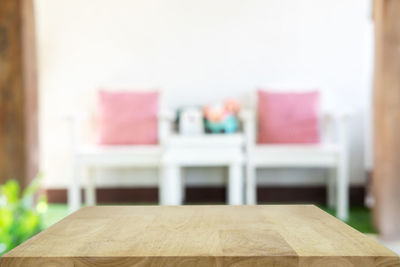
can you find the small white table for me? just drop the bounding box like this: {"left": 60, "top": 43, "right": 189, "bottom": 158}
{"left": 160, "top": 134, "right": 244, "bottom": 205}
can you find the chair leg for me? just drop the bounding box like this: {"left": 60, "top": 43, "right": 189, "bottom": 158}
{"left": 246, "top": 164, "right": 257, "bottom": 205}
{"left": 160, "top": 165, "right": 182, "bottom": 205}
{"left": 85, "top": 167, "right": 96, "bottom": 206}
{"left": 327, "top": 168, "right": 336, "bottom": 209}
{"left": 336, "top": 161, "right": 349, "bottom": 221}
{"left": 68, "top": 161, "right": 82, "bottom": 213}
{"left": 228, "top": 163, "right": 243, "bottom": 205}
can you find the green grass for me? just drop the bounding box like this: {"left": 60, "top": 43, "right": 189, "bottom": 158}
{"left": 42, "top": 204, "right": 70, "bottom": 228}
{"left": 42, "top": 204, "right": 376, "bottom": 233}
{"left": 319, "top": 206, "right": 376, "bottom": 233}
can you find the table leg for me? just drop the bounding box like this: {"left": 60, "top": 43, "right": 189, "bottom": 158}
{"left": 246, "top": 164, "right": 257, "bottom": 205}
{"left": 228, "top": 164, "right": 243, "bottom": 205}
{"left": 180, "top": 168, "right": 185, "bottom": 203}
{"left": 160, "top": 165, "right": 182, "bottom": 205}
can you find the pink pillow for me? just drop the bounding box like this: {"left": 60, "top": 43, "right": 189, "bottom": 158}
{"left": 257, "top": 90, "right": 320, "bottom": 144}
{"left": 96, "top": 90, "right": 159, "bottom": 145}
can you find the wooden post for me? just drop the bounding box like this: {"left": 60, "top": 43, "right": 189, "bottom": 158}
{"left": 373, "top": 0, "right": 400, "bottom": 239}
{"left": 0, "top": 0, "right": 38, "bottom": 188}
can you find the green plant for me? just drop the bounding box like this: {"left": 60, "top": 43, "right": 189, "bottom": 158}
{"left": 0, "top": 174, "right": 48, "bottom": 257}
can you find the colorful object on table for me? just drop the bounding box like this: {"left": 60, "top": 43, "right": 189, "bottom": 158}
{"left": 179, "top": 107, "right": 204, "bottom": 135}
{"left": 203, "top": 99, "right": 240, "bottom": 134}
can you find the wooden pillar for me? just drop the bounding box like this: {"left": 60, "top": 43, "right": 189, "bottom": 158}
{"left": 0, "top": 0, "right": 38, "bottom": 188}
{"left": 373, "top": 0, "right": 400, "bottom": 239}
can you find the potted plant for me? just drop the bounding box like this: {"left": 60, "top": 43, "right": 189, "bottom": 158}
{"left": 0, "top": 174, "right": 47, "bottom": 257}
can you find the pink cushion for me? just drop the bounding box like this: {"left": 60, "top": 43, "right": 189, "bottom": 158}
{"left": 96, "top": 90, "right": 159, "bottom": 145}
{"left": 257, "top": 90, "right": 320, "bottom": 144}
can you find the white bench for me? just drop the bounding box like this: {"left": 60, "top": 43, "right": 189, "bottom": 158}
{"left": 240, "top": 87, "right": 350, "bottom": 221}
{"left": 66, "top": 91, "right": 173, "bottom": 213}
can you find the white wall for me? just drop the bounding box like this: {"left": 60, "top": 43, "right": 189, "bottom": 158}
{"left": 35, "top": 0, "right": 373, "bottom": 189}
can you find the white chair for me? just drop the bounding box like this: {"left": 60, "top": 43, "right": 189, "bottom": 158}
{"left": 241, "top": 85, "right": 350, "bottom": 221}
{"left": 66, "top": 90, "right": 173, "bottom": 213}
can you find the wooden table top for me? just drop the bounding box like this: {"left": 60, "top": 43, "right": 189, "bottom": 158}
{"left": 1, "top": 205, "right": 399, "bottom": 267}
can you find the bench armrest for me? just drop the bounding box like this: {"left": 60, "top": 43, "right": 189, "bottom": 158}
{"left": 321, "top": 111, "right": 351, "bottom": 164}
{"left": 62, "top": 112, "right": 94, "bottom": 150}
{"left": 240, "top": 108, "right": 350, "bottom": 152}
{"left": 158, "top": 109, "right": 176, "bottom": 145}
{"left": 239, "top": 109, "right": 256, "bottom": 149}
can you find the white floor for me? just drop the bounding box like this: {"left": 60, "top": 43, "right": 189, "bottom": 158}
{"left": 381, "top": 240, "right": 400, "bottom": 256}
{"left": 368, "top": 234, "right": 400, "bottom": 256}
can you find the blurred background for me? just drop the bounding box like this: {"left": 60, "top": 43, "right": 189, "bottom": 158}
{"left": 1, "top": 0, "right": 400, "bottom": 257}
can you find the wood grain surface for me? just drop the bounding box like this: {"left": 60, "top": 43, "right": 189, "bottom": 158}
{"left": 1, "top": 205, "right": 399, "bottom": 266}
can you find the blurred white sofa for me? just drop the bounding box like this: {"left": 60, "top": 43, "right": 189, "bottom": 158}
{"left": 65, "top": 85, "right": 350, "bottom": 221}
